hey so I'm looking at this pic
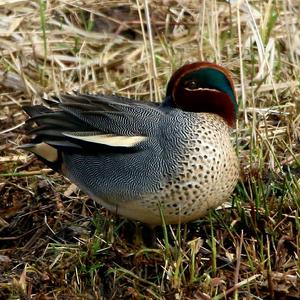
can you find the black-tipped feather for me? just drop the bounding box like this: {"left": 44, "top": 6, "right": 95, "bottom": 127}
{"left": 23, "top": 105, "right": 52, "bottom": 117}
{"left": 23, "top": 93, "right": 163, "bottom": 151}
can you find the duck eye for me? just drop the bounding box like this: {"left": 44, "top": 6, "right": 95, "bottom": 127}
{"left": 184, "top": 80, "right": 199, "bottom": 90}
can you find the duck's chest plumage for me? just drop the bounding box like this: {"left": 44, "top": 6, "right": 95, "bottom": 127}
{"left": 141, "top": 113, "right": 239, "bottom": 224}
{"left": 72, "top": 111, "right": 239, "bottom": 225}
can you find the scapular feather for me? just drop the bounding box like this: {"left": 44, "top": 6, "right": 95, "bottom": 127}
{"left": 63, "top": 132, "right": 147, "bottom": 148}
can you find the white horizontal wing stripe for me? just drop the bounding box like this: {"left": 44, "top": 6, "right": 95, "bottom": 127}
{"left": 63, "top": 133, "right": 147, "bottom": 147}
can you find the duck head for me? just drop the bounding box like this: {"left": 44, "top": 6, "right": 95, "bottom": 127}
{"left": 165, "top": 62, "right": 238, "bottom": 127}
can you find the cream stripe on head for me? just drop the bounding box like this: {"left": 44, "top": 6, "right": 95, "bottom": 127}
{"left": 63, "top": 132, "right": 147, "bottom": 148}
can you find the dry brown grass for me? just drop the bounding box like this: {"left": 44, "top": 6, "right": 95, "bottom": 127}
{"left": 0, "top": 1, "right": 299, "bottom": 299}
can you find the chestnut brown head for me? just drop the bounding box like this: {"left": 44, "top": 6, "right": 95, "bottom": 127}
{"left": 166, "top": 62, "right": 238, "bottom": 127}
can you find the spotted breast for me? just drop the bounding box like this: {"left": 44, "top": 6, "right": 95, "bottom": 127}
{"left": 110, "top": 113, "right": 239, "bottom": 224}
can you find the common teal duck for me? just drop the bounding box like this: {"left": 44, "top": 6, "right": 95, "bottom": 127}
{"left": 22, "top": 62, "right": 239, "bottom": 225}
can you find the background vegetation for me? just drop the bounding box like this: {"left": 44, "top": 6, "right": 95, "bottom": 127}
{"left": 0, "top": 0, "right": 299, "bottom": 299}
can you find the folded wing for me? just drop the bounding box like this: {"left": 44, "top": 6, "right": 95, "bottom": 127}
{"left": 22, "top": 94, "right": 174, "bottom": 201}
